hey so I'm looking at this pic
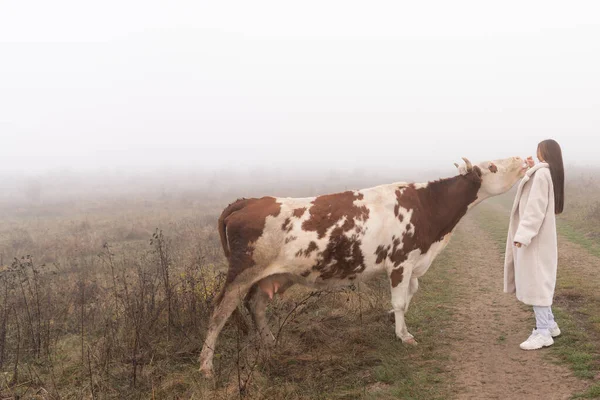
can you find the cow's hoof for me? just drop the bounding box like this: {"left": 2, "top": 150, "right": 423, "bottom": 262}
{"left": 199, "top": 365, "right": 214, "bottom": 379}
{"left": 397, "top": 333, "right": 418, "bottom": 346}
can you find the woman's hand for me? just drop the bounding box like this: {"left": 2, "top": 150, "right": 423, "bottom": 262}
{"left": 526, "top": 156, "right": 535, "bottom": 168}
{"left": 520, "top": 156, "right": 535, "bottom": 174}
{"left": 514, "top": 242, "right": 523, "bottom": 248}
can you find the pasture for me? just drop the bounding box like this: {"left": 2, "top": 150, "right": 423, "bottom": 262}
{"left": 1, "top": 168, "right": 599, "bottom": 399}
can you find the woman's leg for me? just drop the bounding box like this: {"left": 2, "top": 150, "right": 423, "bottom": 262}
{"left": 547, "top": 306, "right": 561, "bottom": 336}
{"left": 521, "top": 306, "right": 554, "bottom": 350}
{"left": 548, "top": 306, "right": 556, "bottom": 327}
{"left": 533, "top": 306, "right": 551, "bottom": 336}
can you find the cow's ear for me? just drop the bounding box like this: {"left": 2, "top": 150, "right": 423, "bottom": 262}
{"left": 454, "top": 162, "right": 460, "bottom": 169}
{"left": 474, "top": 166, "right": 483, "bottom": 179}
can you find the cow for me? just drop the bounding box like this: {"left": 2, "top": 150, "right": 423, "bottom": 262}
{"left": 199, "top": 156, "right": 527, "bottom": 377}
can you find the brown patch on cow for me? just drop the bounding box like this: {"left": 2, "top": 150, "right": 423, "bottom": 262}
{"left": 295, "top": 241, "right": 319, "bottom": 258}
{"left": 302, "top": 191, "right": 369, "bottom": 239}
{"left": 374, "top": 234, "right": 409, "bottom": 267}
{"left": 488, "top": 163, "right": 498, "bottom": 173}
{"left": 394, "top": 189, "right": 406, "bottom": 222}
{"left": 285, "top": 235, "right": 297, "bottom": 244}
{"left": 390, "top": 267, "right": 404, "bottom": 287}
{"left": 399, "top": 173, "right": 480, "bottom": 247}
{"left": 300, "top": 270, "right": 311, "bottom": 277}
{"left": 305, "top": 241, "right": 318, "bottom": 256}
{"left": 282, "top": 217, "right": 292, "bottom": 232}
{"left": 386, "top": 172, "right": 481, "bottom": 271}
{"left": 219, "top": 197, "right": 281, "bottom": 284}
{"left": 292, "top": 207, "right": 307, "bottom": 218}
{"left": 312, "top": 226, "right": 366, "bottom": 280}
{"left": 374, "top": 245, "right": 389, "bottom": 264}
{"left": 388, "top": 236, "right": 406, "bottom": 267}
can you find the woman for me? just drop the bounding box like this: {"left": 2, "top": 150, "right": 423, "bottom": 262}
{"left": 504, "top": 139, "right": 565, "bottom": 350}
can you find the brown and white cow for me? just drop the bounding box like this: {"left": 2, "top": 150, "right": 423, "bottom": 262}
{"left": 199, "top": 156, "right": 527, "bottom": 376}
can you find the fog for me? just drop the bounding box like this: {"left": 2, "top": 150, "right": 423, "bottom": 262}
{"left": 1, "top": 1, "right": 599, "bottom": 200}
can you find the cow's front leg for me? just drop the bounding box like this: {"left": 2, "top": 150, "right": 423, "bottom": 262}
{"left": 405, "top": 277, "right": 419, "bottom": 312}
{"left": 389, "top": 265, "right": 417, "bottom": 345}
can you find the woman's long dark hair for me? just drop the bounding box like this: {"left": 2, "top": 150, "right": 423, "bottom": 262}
{"left": 538, "top": 139, "right": 565, "bottom": 214}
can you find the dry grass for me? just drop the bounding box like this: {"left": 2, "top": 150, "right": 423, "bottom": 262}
{"left": 3, "top": 168, "right": 597, "bottom": 399}
{"left": 0, "top": 192, "right": 227, "bottom": 398}
{"left": 0, "top": 185, "right": 460, "bottom": 399}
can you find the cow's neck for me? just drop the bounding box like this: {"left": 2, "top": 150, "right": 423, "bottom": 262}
{"left": 417, "top": 174, "right": 481, "bottom": 240}
{"left": 469, "top": 190, "right": 491, "bottom": 208}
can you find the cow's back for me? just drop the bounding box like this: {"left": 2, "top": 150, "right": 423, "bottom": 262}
{"left": 221, "top": 185, "right": 403, "bottom": 285}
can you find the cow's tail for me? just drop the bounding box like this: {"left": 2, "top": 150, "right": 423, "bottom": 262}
{"left": 217, "top": 198, "right": 249, "bottom": 259}
{"left": 214, "top": 198, "right": 250, "bottom": 307}
{"left": 214, "top": 197, "right": 260, "bottom": 334}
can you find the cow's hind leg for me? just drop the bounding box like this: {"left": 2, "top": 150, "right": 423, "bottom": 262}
{"left": 389, "top": 267, "right": 417, "bottom": 345}
{"left": 199, "top": 281, "right": 252, "bottom": 377}
{"left": 245, "top": 277, "right": 295, "bottom": 346}
{"left": 245, "top": 284, "right": 276, "bottom": 345}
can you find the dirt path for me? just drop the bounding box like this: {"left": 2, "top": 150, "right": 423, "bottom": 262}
{"left": 446, "top": 214, "right": 588, "bottom": 400}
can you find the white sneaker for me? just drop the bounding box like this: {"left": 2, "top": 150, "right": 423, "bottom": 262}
{"left": 550, "top": 324, "right": 561, "bottom": 338}
{"left": 520, "top": 329, "right": 554, "bottom": 350}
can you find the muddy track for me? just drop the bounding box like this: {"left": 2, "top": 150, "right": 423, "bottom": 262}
{"left": 446, "top": 214, "right": 588, "bottom": 400}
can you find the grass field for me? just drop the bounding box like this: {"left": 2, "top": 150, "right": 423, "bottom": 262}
{"left": 0, "top": 183, "right": 461, "bottom": 399}
{"left": 1, "top": 169, "right": 599, "bottom": 399}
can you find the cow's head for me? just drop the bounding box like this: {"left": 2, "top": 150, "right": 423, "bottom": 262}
{"left": 455, "top": 156, "right": 526, "bottom": 202}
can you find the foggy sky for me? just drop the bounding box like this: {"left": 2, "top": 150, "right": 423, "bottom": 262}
{"left": 1, "top": 1, "right": 599, "bottom": 175}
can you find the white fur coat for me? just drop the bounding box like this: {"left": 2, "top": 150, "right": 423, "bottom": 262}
{"left": 504, "top": 163, "right": 557, "bottom": 306}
